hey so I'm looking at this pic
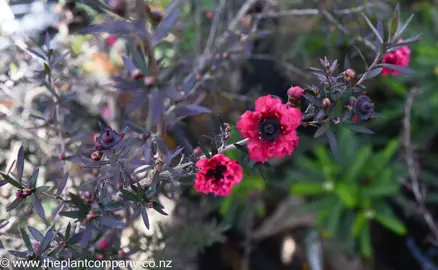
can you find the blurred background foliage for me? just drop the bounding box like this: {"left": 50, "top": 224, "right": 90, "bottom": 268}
{"left": 1, "top": 0, "right": 438, "bottom": 269}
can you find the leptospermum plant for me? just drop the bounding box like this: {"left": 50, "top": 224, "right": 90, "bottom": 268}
{"left": 0, "top": 0, "right": 421, "bottom": 264}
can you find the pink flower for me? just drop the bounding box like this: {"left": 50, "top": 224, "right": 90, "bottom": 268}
{"left": 97, "top": 239, "right": 109, "bottom": 250}
{"left": 105, "top": 35, "right": 118, "bottom": 47}
{"left": 287, "top": 86, "right": 304, "bottom": 99}
{"left": 382, "top": 41, "right": 411, "bottom": 76}
{"left": 237, "top": 95, "right": 302, "bottom": 163}
{"left": 194, "top": 154, "right": 243, "bottom": 196}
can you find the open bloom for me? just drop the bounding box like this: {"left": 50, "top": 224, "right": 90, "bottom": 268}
{"left": 382, "top": 41, "right": 411, "bottom": 76}
{"left": 194, "top": 154, "right": 243, "bottom": 196}
{"left": 237, "top": 95, "right": 302, "bottom": 163}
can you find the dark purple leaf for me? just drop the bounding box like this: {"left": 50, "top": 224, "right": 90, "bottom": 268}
{"left": 125, "top": 120, "right": 145, "bottom": 134}
{"left": 344, "top": 55, "right": 351, "bottom": 69}
{"left": 347, "top": 125, "right": 375, "bottom": 134}
{"left": 141, "top": 207, "right": 150, "bottom": 229}
{"left": 362, "top": 68, "right": 382, "bottom": 80}
{"left": 314, "top": 124, "right": 328, "bottom": 138}
{"left": 51, "top": 203, "right": 63, "bottom": 219}
{"left": 0, "top": 180, "right": 7, "bottom": 187}
{"left": 170, "top": 147, "right": 184, "bottom": 160}
{"left": 21, "top": 228, "right": 34, "bottom": 251}
{"left": 81, "top": 21, "right": 136, "bottom": 35}
{"left": 0, "top": 239, "right": 3, "bottom": 249}
{"left": 326, "top": 129, "right": 338, "bottom": 157}
{"left": 152, "top": 7, "right": 179, "bottom": 46}
{"left": 149, "top": 92, "right": 165, "bottom": 126}
{"left": 81, "top": 225, "right": 92, "bottom": 248}
{"left": 362, "top": 14, "right": 383, "bottom": 45}
{"left": 122, "top": 56, "right": 138, "bottom": 73}
{"left": 330, "top": 59, "right": 338, "bottom": 72}
{"left": 108, "top": 79, "right": 146, "bottom": 90}
{"left": 163, "top": 87, "right": 183, "bottom": 101}
{"left": 154, "top": 136, "right": 170, "bottom": 160}
{"left": 65, "top": 222, "right": 72, "bottom": 240}
{"left": 31, "top": 194, "right": 47, "bottom": 223}
{"left": 56, "top": 173, "right": 68, "bottom": 196}
{"left": 167, "top": 167, "right": 185, "bottom": 178}
{"left": 52, "top": 51, "right": 70, "bottom": 67}
{"left": 8, "top": 250, "right": 28, "bottom": 258}
{"left": 98, "top": 216, "right": 125, "bottom": 228}
{"left": 37, "top": 226, "right": 55, "bottom": 256}
{"left": 303, "top": 93, "right": 323, "bottom": 107}
{"left": 315, "top": 109, "right": 326, "bottom": 121}
{"left": 6, "top": 198, "right": 23, "bottom": 212}
{"left": 152, "top": 203, "right": 168, "bottom": 216}
{"left": 28, "top": 226, "right": 44, "bottom": 242}
{"left": 29, "top": 167, "right": 39, "bottom": 189}
{"left": 67, "top": 232, "right": 84, "bottom": 245}
{"left": 0, "top": 171, "right": 24, "bottom": 189}
{"left": 27, "top": 47, "right": 46, "bottom": 60}
{"left": 59, "top": 210, "right": 81, "bottom": 219}
{"left": 173, "top": 104, "right": 211, "bottom": 118}
{"left": 395, "top": 14, "right": 415, "bottom": 40}
{"left": 143, "top": 139, "right": 152, "bottom": 164}
{"left": 81, "top": 174, "right": 113, "bottom": 187}
{"left": 379, "top": 64, "right": 415, "bottom": 74}
{"left": 16, "top": 146, "right": 24, "bottom": 181}
{"left": 0, "top": 220, "right": 8, "bottom": 230}
{"left": 181, "top": 72, "right": 197, "bottom": 94}
{"left": 126, "top": 93, "right": 148, "bottom": 115}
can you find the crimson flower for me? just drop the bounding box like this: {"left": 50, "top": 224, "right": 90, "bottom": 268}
{"left": 382, "top": 41, "right": 411, "bottom": 76}
{"left": 237, "top": 95, "right": 302, "bottom": 163}
{"left": 194, "top": 154, "right": 243, "bottom": 196}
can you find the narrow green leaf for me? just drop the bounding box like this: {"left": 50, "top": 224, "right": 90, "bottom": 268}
{"left": 352, "top": 212, "right": 366, "bottom": 237}
{"left": 360, "top": 221, "right": 372, "bottom": 258}
{"left": 335, "top": 183, "right": 357, "bottom": 208}
{"left": 326, "top": 201, "right": 343, "bottom": 237}
{"left": 290, "top": 182, "right": 325, "bottom": 196}
{"left": 375, "top": 214, "right": 407, "bottom": 235}
{"left": 345, "top": 145, "right": 371, "bottom": 182}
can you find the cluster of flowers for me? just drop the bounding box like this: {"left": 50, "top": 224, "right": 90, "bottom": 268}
{"left": 193, "top": 42, "right": 411, "bottom": 197}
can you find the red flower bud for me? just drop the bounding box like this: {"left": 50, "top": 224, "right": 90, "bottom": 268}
{"left": 97, "top": 239, "right": 109, "bottom": 250}
{"left": 206, "top": 11, "right": 214, "bottom": 20}
{"left": 130, "top": 69, "right": 144, "bottom": 80}
{"left": 23, "top": 188, "right": 32, "bottom": 197}
{"left": 287, "top": 86, "right": 304, "bottom": 99}
{"left": 343, "top": 69, "right": 356, "bottom": 82}
{"left": 16, "top": 190, "right": 25, "bottom": 199}
{"left": 322, "top": 98, "right": 331, "bottom": 108}
{"left": 59, "top": 152, "right": 66, "bottom": 160}
{"left": 144, "top": 76, "right": 155, "bottom": 87}
{"left": 96, "top": 254, "right": 104, "bottom": 260}
{"left": 91, "top": 151, "right": 102, "bottom": 161}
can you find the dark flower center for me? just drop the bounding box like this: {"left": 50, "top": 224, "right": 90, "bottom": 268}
{"left": 206, "top": 164, "right": 227, "bottom": 183}
{"left": 259, "top": 117, "right": 281, "bottom": 141}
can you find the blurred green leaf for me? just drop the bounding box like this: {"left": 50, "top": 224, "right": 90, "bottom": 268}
{"left": 291, "top": 182, "right": 325, "bottom": 196}
{"left": 375, "top": 213, "right": 407, "bottom": 235}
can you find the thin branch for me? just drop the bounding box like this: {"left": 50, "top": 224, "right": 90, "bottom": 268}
{"left": 320, "top": 9, "right": 376, "bottom": 52}
{"left": 402, "top": 87, "right": 438, "bottom": 242}
{"left": 257, "top": 2, "right": 382, "bottom": 18}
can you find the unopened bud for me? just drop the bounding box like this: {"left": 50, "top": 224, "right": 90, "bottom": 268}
{"left": 59, "top": 152, "right": 66, "bottom": 160}
{"left": 91, "top": 151, "right": 102, "bottom": 161}
{"left": 23, "top": 188, "right": 32, "bottom": 197}
{"left": 343, "top": 68, "right": 356, "bottom": 82}
{"left": 287, "top": 86, "right": 304, "bottom": 99}
{"left": 130, "top": 69, "right": 144, "bottom": 80}
{"left": 322, "top": 98, "right": 331, "bottom": 108}
{"left": 193, "top": 147, "right": 202, "bottom": 157}
{"left": 144, "top": 76, "right": 155, "bottom": 87}
{"left": 205, "top": 11, "right": 214, "bottom": 20}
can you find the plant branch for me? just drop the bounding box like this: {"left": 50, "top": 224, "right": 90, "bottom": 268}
{"left": 402, "top": 87, "right": 438, "bottom": 243}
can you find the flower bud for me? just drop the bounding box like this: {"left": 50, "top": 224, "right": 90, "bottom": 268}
{"left": 144, "top": 76, "right": 156, "bottom": 87}
{"left": 59, "top": 152, "right": 66, "bottom": 161}
{"left": 118, "top": 250, "right": 126, "bottom": 257}
{"left": 96, "top": 254, "right": 104, "bottom": 260}
{"left": 353, "top": 95, "right": 375, "bottom": 121}
{"left": 206, "top": 11, "right": 214, "bottom": 20}
{"left": 322, "top": 98, "right": 331, "bottom": 108}
{"left": 23, "top": 188, "right": 32, "bottom": 197}
{"left": 91, "top": 151, "right": 102, "bottom": 161}
{"left": 287, "top": 86, "right": 304, "bottom": 99}
{"left": 16, "top": 189, "right": 25, "bottom": 199}
{"left": 32, "top": 242, "right": 40, "bottom": 251}
{"left": 97, "top": 239, "right": 109, "bottom": 250}
{"left": 130, "top": 69, "right": 144, "bottom": 80}
{"left": 147, "top": 201, "right": 154, "bottom": 208}
{"left": 193, "top": 147, "right": 202, "bottom": 157}
{"left": 343, "top": 68, "right": 356, "bottom": 82}
{"left": 86, "top": 210, "right": 97, "bottom": 221}
{"left": 81, "top": 191, "right": 93, "bottom": 204}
